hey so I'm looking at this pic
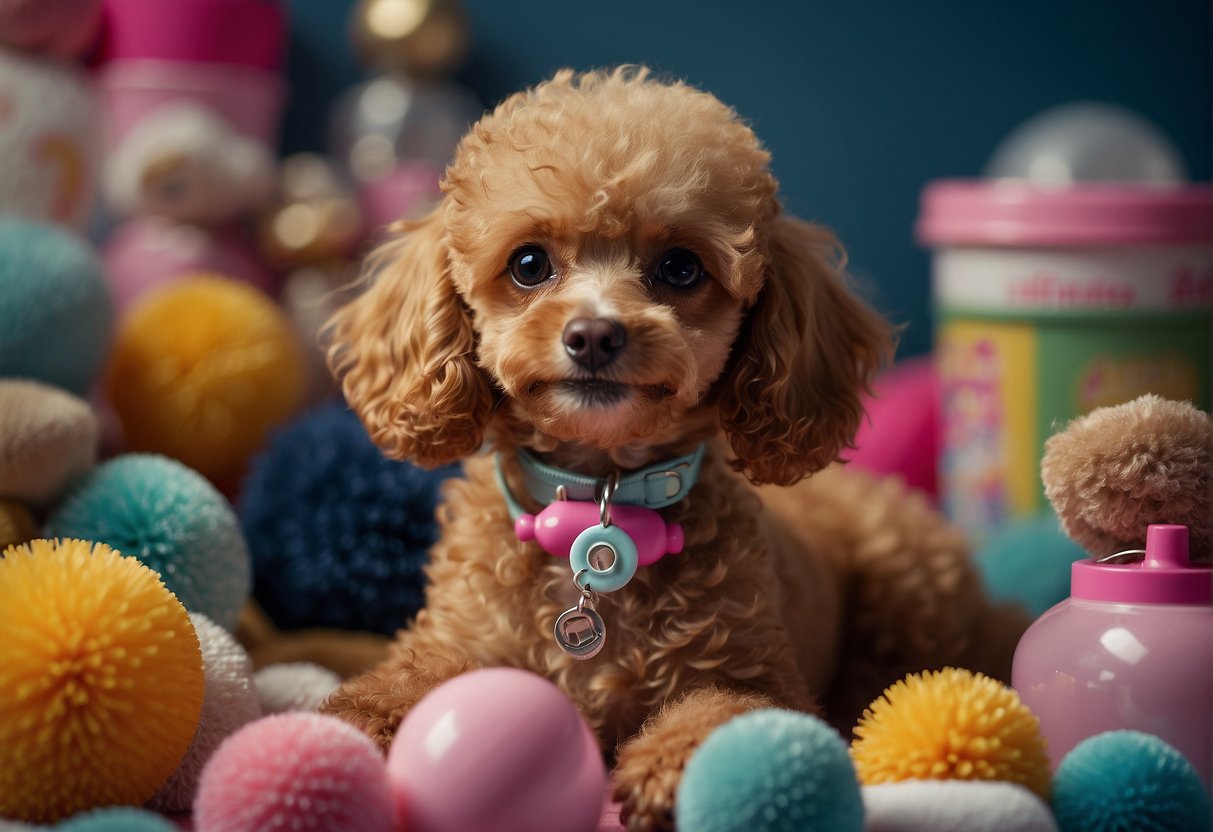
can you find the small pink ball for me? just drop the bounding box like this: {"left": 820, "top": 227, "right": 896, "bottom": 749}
{"left": 387, "top": 668, "right": 606, "bottom": 832}
{"left": 194, "top": 712, "right": 395, "bottom": 832}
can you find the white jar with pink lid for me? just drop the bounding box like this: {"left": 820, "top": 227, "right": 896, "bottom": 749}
{"left": 917, "top": 107, "right": 1212, "bottom": 541}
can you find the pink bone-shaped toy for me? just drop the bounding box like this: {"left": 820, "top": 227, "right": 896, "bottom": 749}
{"left": 514, "top": 501, "right": 684, "bottom": 566}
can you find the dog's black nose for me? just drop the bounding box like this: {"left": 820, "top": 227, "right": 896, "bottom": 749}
{"left": 562, "top": 317, "right": 627, "bottom": 372}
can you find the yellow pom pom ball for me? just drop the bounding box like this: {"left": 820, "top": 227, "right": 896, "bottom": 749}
{"left": 851, "top": 667, "right": 1051, "bottom": 799}
{"left": 0, "top": 539, "right": 205, "bottom": 823}
{"left": 106, "top": 275, "right": 306, "bottom": 484}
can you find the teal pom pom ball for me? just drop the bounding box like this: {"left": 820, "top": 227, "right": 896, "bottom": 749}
{"left": 0, "top": 219, "right": 113, "bottom": 395}
{"left": 55, "top": 807, "right": 176, "bottom": 831}
{"left": 1052, "top": 730, "right": 1212, "bottom": 832}
{"left": 974, "top": 511, "right": 1088, "bottom": 617}
{"left": 676, "top": 709, "right": 864, "bottom": 832}
{"left": 46, "top": 453, "right": 251, "bottom": 630}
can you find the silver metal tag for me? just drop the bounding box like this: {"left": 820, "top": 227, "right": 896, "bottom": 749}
{"left": 554, "top": 604, "right": 606, "bottom": 660}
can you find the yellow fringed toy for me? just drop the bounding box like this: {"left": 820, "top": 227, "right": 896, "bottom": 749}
{"left": 105, "top": 274, "right": 307, "bottom": 485}
{"left": 0, "top": 539, "right": 205, "bottom": 823}
{"left": 850, "top": 667, "right": 1051, "bottom": 799}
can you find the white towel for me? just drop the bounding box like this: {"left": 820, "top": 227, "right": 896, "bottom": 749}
{"left": 863, "top": 780, "right": 1057, "bottom": 832}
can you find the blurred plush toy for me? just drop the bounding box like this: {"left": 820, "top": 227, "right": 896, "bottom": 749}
{"left": 1041, "top": 394, "right": 1211, "bottom": 562}
{"left": 971, "top": 395, "right": 1211, "bottom": 620}
{"left": 330, "top": 0, "right": 481, "bottom": 231}
{"left": 0, "top": 41, "right": 99, "bottom": 230}
{"left": 95, "top": 0, "right": 288, "bottom": 311}
{"left": 0, "top": 219, "right": 112, "bottom": 531}
{"left": 0, "top": 219, "right": 114, "bottom": 395}
{"left": 259, "top": 153, "right": 365, "bottom": 398}
{"left": 235, "top": 602, "right": 390, "bottom": 681}
{"left": 148, "top": 612, "right": 261, "bottom": 813}
{"left": 0, "top": 380, "right": 99, "bottom": 507}
{"left": 104, "top": 274, "right": 307, "bottom": 489}
{"left": 0, "top": 0, "right": 101, "bottom": 57}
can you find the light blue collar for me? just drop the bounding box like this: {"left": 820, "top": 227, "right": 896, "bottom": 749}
{"left": 497, "top": 443, "right": 706, "bottom": 521}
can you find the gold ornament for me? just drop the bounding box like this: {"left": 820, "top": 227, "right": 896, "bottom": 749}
{"left": 351, "top": 0, "right": 471, "bottom": 77}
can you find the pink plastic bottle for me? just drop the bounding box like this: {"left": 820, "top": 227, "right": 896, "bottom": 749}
{"left": 1013, "top": 524, "right": 1213, "bottom": 785}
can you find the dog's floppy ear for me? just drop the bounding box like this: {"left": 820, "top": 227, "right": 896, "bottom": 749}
{"left": 326, "top": 208, "right": 493, "bottom": 468}
{"left": 718, "top": 216, "right": 892, "bottom": 486}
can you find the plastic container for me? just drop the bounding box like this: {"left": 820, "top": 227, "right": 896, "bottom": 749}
{"left": 98, "top": 61, "right": 286, "bottom": 151}
{"left": 918, "top": 182, "right": 1212, "bottom": 539}
{"left": 95, "top": 0, "right": 287, "bottom": 151}
{"left": 1012, "top": 524, "right": 1213, "bottom": 784}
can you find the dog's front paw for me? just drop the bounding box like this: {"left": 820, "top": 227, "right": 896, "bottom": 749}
{"left": 613, "top": 729, "right": 694, "bottom": 832}
{"left": 612, "top": 687, "right": 783, "bottom": 831}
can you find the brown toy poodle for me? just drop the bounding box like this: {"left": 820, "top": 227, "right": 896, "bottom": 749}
{"left": 322, "top": 67, "right": 1024, "bottom": 831}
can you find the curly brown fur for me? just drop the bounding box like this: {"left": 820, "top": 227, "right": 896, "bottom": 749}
{"left": 720, "top": 217, "right": 889, "bottom": 485}
{"left": 327, "top": 214, "right": 494, "bottom": 467}
{"left": 322, "top": 67, "right": 1022, "bottom": 831}
{"left": 1042, "top": 394, "right": 1212, "bottom": 562}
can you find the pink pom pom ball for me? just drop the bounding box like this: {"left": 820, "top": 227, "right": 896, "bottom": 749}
{"left": 194, "top": 712, "right": 395, "bottom": 832}
{"left": 387, "top": 668, "right": 606, "bottom": 832}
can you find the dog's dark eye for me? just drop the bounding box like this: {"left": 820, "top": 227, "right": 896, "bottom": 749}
{"left": 653, "top": 249, "right": 704, "bottom": 289}
{"left": 508, "top": 245, "right": 555, "bottom": 288}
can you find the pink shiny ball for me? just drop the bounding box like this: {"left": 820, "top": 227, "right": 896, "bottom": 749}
{"left": 387, "top": 668, "right": 606, "bottom": 832}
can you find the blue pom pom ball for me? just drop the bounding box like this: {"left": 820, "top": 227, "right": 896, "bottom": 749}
{"left": 973, "top": 511, "right": 1088, "bottom": 617}
{"left": 1052, "top": 730, "right": 1212, "bottom": 832}
{"left": 239, "top": 403, "right": 457, "bottom": 634}
{"left": 46, "top": 453, "right": 251, "bottom": 630}
{"left": 676, "top": 709, "right": 864, "bottom": 832}
{"left": 54, "top": 807, "right": 176, "bottom": 832}
{"left": 0, "top": 219, "right": 113, "bottom": 395}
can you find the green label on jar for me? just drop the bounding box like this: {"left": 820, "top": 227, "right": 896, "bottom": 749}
{"left": 937, "top": 307, "right": 1211, "bottom": 541}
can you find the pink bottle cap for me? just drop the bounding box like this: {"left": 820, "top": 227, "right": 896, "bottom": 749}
{"left": 1071, "top": 524, "right": 1212, "bottom": 605}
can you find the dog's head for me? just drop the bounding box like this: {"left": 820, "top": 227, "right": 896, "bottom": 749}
{"left": 328, "top": 68, "right": 891, "bottom": 485}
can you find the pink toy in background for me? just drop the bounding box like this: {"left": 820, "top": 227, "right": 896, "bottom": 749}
{"left": 1013, "top": 524, "right": 1213, "bottom": 784}
{"left": 95, "top": 0, "right": 287, "bottom": 312}
{"left": 103, "top": 218, "right": 275, "bottom": 315}
{"left": 841, "top": 355, "right": 940, "bottom": 501}
{"left": 96, "top": 0, "right": 286, "bottom": 149}
{"left": 387, "top": 667, "right": 607, "bottom": 832}
{"left": 0, "top": 0, "right": 102, "bottom": 232}
{"left": 0, "top": 0, "right": 102, "bottom": 58}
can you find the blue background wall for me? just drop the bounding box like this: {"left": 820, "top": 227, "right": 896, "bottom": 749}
{"left": 284, "top": 0, "right": 1212, "bottom": 357}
